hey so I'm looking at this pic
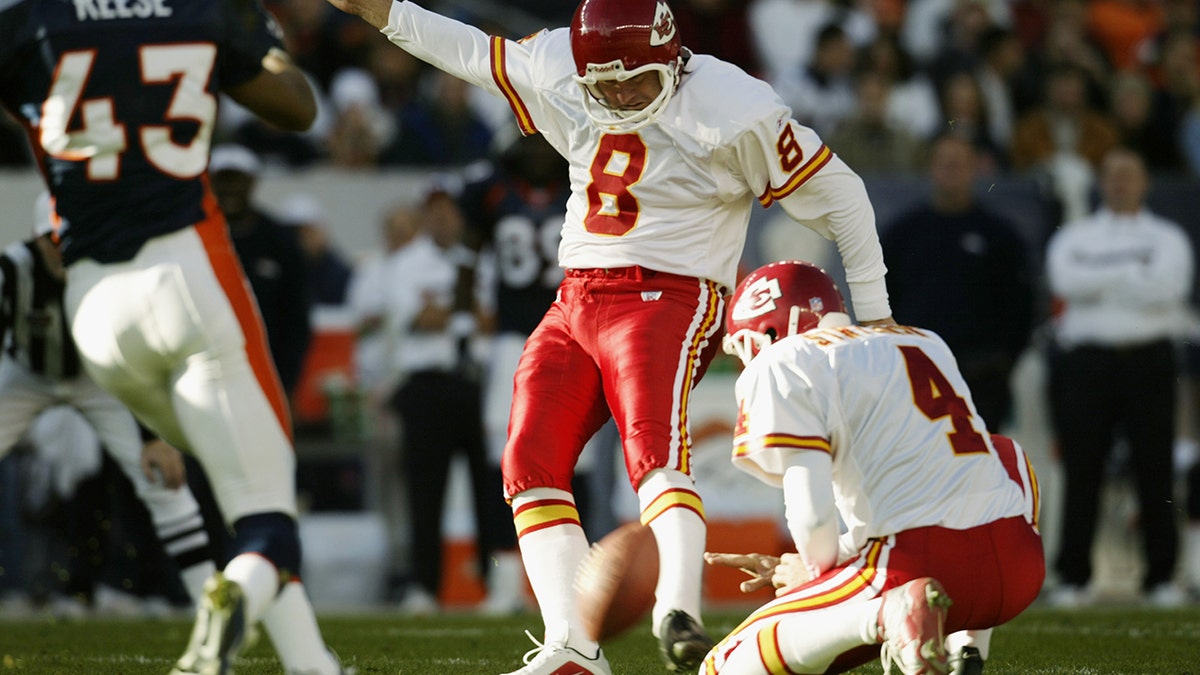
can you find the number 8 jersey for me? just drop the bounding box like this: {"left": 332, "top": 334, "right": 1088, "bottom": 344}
{"left": 731, "top": 324, "right": 1028, "bottom": 554}
{"left": 0, "top": 0, "right": 282, "bottom": 265}
{"left": 380, "top": 1, "right": 886, "bottom": 306}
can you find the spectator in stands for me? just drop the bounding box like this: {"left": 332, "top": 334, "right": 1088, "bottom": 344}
{"left": 364, "top": 35, "right": 423, "bottom": 112}
{"left": 882, "top": 134, "right": 1036, "bottom": 431}
{"left": 826, "top": 71, "right": 925, "bottom": 173}
{"left": 938, "top": 70, "right": 1007, "bottom": 172}
{"left": 1136, "top": 0, "right": 1199, "bottom": 79}
{"left": 1086, "top": 0, "right": 1165, "bottom": 72}
{"left": 209, "top": 144, "right": 313, "bottom": 396}
{"left": 923, "top": 0, "right": 1002, "bottom": 90}
{"left": 1147, "top": 32, "right": 1200, "bottom": 166}
{"left": 1045, "top": 147, "right": 1192, "bottom": 608}
{"left": 1010, "top": 64, "right": 1120, "bottom": 171}
{"left": 269, "top": 0, "right": 377, "bottom": 89}
{"left": 671, "top": 0, "right": 761, "bottom": 76}
{"left": 1014, "top": 0, "right": 1111, "bottom": 114}
{"left": 347, "top": 203, "right": 422, "bottom": 398}
{"left": 277, "top": 193, "right": 355, "bottom": 307}
{"left": 375, "top": 185, "right": 494, "bottom": 615}
{"left": 775, "top": 22, "right": 859, "bottom": 137}
{"left": 857, "top": 34, "right": 941, "bottom": 140}
{"left": 378, "top": 69, "right": 494, "bottom": 167}
{"left": 749, "top": 0, "right": 877, "bottom": 93}
{"left": 1109, "top": 70, "right": 1184, "bottom": 171}
{"left": 975, "top": 26, "right": 1027, "bottom": 150}
{"left": 324, "top": 67, "right": 395, "bottom": 167}
{"left": 901, "top": 0, "right": 1012, "bottom": 68}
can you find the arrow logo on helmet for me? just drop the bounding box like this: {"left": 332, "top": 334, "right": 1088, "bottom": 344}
{"left": 650, "top": 1, "right": 676, "bottom": 47}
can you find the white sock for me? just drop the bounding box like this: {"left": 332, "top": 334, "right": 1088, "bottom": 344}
{"left": 946, "top": 628, "right": 991, "bottom": 660}
{"left": 222, "top": 554, "right": 281, "bottom": 623}
{"left": 262, "top": 580, "right": 340, "bottom": 674}
{"left": 637, "top": 469, "right": 706, "bottom": 635}
{"left": 153, "top": 509, "right": 215, "bottom": 604}
{"left": 512, "top": 488, "right": 594, "bottom": 652}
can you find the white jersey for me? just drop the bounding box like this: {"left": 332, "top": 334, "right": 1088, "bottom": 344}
{"left": 381, "top": 1, "right": 889, "bottom": 319}
{"left": 731, "top": 324, "right": 1026, "bottom": 552}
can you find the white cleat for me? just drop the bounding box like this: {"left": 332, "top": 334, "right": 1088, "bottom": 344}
{"left": 877, "top": 577, "right": 952, "bottom": 675}
{"left": 169, "top": 572, "right": 247, "bottom": 675}
{"left": 500, "top": 629, "right": 611, "bottom": 675}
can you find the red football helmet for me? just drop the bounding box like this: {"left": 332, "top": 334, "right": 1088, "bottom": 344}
{"left": 570, "top": 0, "right": 683, "bottom": 132}
{"left": 723, "top": 261, "right": 850, "bottom": 366}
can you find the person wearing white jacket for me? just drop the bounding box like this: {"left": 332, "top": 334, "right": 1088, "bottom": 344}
{"left": 1045, "top": 147, "right": 1194, "bottom": 608}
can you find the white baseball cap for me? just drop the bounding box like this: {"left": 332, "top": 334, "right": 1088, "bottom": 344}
{"left": 278, "top": 193, "right": 327, "bottom": 226}
{"left": 209, "top": 143, "right": 261, "bottom": 175}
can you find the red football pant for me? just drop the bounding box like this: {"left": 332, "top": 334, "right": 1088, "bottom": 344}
{"left": 502, "top": 267, "right": 724, "bottom": 497}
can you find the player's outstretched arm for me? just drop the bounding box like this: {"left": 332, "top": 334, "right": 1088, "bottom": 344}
{"left": 324, "top": 0, "right": 394, "bottom": 29}
{"left": 224, "top": 48, "right": 317, "bottom": 131}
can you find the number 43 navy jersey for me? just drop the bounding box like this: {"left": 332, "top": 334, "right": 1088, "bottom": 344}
{"left": 0, "top": 0, "right": 283, "bottom": 265}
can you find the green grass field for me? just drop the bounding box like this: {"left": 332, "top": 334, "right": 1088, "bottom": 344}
{"left": 2, "top": 605, "right": 1199, "bottom": 674}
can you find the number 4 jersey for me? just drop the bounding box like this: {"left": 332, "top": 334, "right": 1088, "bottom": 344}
{"left": 0, "top": 0, "right": 282, "bottom": 265}
{"left": 731, "top": 324, "right": 1028, "bottom": 553}
{"left": 380, "top": 1, "right": 886, "bottom": 300}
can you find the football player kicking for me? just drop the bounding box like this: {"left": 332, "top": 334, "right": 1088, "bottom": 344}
{"left": 704, "top": 261, "right": 1044, "bottom": 675}
{"left": 321, "top": 0, "right": 895, "bottom": 672}
{"left": 0, "top": 1, "right": 344, "bottom": 673}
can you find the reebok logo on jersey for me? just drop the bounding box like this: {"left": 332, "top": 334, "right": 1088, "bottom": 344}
{"left": 650, "top": 2, "right": 676, "bottom": 47}
{"left": 730, "top": 276, "right": 782, "bottom": 320}
{"left": 642, "top": 291, "right": 662, "bottom": 301}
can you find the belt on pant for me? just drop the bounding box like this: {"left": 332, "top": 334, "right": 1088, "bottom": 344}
{"left": 565, "top": 266, "right": 698, "bottom": 283}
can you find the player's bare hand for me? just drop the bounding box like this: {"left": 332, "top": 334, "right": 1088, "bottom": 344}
{"left": 324, "top": 0, "right": 392, "bottom": 29}
{"left": 141, "top": 439, "right": 186, "bottom": 489}
{"left": 704, "top": 552, "right": 780, "bottom": 593}
{"left": 771, "top": 553, "right": 816, "bottom": 596}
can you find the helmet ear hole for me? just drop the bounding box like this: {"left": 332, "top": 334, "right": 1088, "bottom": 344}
{"left": 764, "top": 327, "right": 778, "bottom": 342}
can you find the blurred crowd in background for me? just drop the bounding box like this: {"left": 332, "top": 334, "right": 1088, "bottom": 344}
{"left": 2, "top": 0, "right": 1199, "bottom": 182}
{"left": 3, "top": 0, "right": 1200, "bottom": 618}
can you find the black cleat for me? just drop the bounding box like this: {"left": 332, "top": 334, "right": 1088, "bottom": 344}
{"left": 952, "top": 646, "right": 984, "bottom": 675}
{"left": 658, "top": 610, "right": 714, "bottom": 672}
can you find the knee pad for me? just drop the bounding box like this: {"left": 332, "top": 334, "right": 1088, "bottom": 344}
{"left": 232, "top": 512, "right": 301, "bottom": 575}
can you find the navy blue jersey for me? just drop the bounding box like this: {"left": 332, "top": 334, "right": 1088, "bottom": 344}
{"left": 459, "top": 168, "right": 569, "bottom": 336}
{"left": 0, "top": 0, "right": 282, "bottom": 265}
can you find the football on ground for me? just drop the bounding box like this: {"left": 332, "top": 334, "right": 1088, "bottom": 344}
{"left": 575, "top": 521, "right": 659, "bottom": 642}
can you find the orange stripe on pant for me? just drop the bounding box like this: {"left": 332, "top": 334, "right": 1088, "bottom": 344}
{"left": 195, "top": 179, "right": 293, "bottom": 444}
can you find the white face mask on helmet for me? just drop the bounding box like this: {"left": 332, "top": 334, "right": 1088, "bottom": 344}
{"left": 722, "top": 261, "right": 852, "bottom": 367}
{"left": 570, "top": 0, "right": 683, "bottom": 133}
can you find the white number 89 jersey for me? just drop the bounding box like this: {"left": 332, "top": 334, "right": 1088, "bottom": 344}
{"left": 731, "top": 324, "right": 1028, "bottom": 553}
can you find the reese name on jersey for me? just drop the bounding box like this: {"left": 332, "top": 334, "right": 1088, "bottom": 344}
{"left": 72, "top": 0, "right": 172, "bottom": 22}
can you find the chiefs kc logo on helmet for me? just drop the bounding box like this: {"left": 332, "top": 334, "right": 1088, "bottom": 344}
{"left": 730, "top": 276, "right": 782, "bottom": 321}
{"left": 650, "top": 1, "right": 676, "bottom": 47}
